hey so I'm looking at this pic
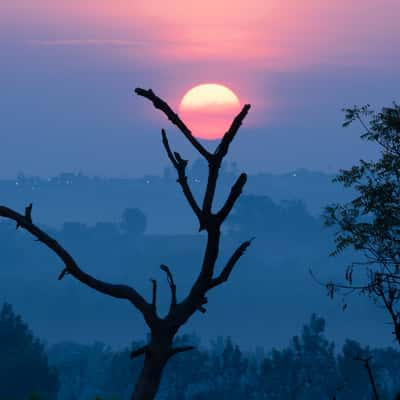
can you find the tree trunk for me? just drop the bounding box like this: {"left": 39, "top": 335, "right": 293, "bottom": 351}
{"left": 131, "top": 355, "right": 167, "bottom": 400}
{"left": 131, "top": 334, "right": 172, "bottom": 400}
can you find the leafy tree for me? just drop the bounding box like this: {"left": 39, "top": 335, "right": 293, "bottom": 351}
{"left": 100, "top": 340, "right": 144, "bottom": 400}
{"left": 0, "top": 302, "right": 59, "bottom": 400}
{"left": 190, "top": 337, "right": 254, "bottom": 400}
{"left": 227, "top": 195, "right": 319, "bottom": 241}
{"left": 371, "top": 347, "right": 400, "bottom": 400}
{"left": 205, "top": 337, "right": 250, "bottom": 399}
{"left": 324, "top": 103, "right": 400, "bottom": 345}
{"left": 337, "top": 340, "right": 373, "bottom": 400}
{"left": 120, "top": 208, "right": 147, "bottom": 236}
{"left": 256, "top": 315, "right": 340, "bottom": 400}
{"left": 48, "top": 341, "right": 112, "bottom": 400}
{"left": 291, "top": 314, "right": 339, "bottom": 399}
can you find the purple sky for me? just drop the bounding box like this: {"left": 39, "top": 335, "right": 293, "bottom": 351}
{"left": 0, "top": 1, "right": 399, "bottom": 178}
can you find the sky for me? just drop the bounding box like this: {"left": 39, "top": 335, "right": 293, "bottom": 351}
{"left": 1, "top": 1, "right": 399, "bottom": 178}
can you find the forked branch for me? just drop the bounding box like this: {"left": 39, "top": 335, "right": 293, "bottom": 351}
{"left": 161, "top": 129, "right": 202, "bottom": 223}
{"left": 209, "top": 238, "right": 254, "bottom": 289}
{"left": 202, "top": 105, "right": 250, "bottom": 215}
{"left": 135, "top": 88, "right": 252, "bottom": 329}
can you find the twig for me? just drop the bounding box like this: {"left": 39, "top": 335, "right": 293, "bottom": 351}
{"left": 209, "top": 238, "right": 254, "bottom": 289}
{"left": 161, "top": 130, "right": 202, "bottom": 224}
{"left": 130, "top": 346, "right": 149, "bottom": 359}
{"left": 135, "top": 88, "right": 210, "bottom": 160}
{"left": 215, "top": 104, "right": 251, "bottom": 159}
{"left": 168, "top": 345, "right": 195, "bottom": 358}
{"left": 217, "top": 173, "right": 247, "bottom": 224}
{"left": 160, "top": 264, "right": 177, "bottom": 311}
{"left": 150, "top": 279, "right": 157, "bottom": 311}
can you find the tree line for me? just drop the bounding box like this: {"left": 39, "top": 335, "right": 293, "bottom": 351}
{"left": 2, "top": 302, "right": 400, "bottom": 400}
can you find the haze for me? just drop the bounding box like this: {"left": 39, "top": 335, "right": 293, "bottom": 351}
{"left": 1, "top": 3, "right": 400, "bottom": 394}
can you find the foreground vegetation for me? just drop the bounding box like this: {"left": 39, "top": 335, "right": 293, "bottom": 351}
{"left": 1, "top": 302, "right": 400, "bottom": 400}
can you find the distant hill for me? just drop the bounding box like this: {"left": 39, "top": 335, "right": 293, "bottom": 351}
{"left": 0, "top": 166, "right": 353, "bottom": 234}
{"left": 0, "top": 188, "right": 389, "bottom": 351}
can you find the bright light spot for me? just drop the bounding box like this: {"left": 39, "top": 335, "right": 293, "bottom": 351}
{"left": 179, "top": 83, "right": 241, "bottom": 140}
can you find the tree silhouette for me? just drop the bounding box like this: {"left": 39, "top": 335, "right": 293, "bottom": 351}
{"left": 323, "top": 103, "right": 400, "bottom": 345}
{"left": 0, "top": 303, "right": 59, "bottom": 400}
{"left": 120, "top": 208, "right": 147, "bottom": 236}
{"left": 256, "top": 314, "right": 340, "bottom": 400}
{"left": 0, "top": 88, "right": 252, "bottom": 400}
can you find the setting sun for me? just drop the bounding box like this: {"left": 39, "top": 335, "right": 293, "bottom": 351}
{"left": 179, "top": 83, "right": 241, "bottom": 140}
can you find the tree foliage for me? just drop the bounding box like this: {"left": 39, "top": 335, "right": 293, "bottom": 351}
{"left": 324, "top": 103, "right": 400, "bottom": 344}
{"left": 0, "top": 302, "right": 59, "bottom": 400}
{"left": 120, "top": 208, "right": 147, "bottom": 236}
{"left": 227, "top": 195, "right": 318, "bottom": 239}
{"left": 257, "top": 314, "right": 340, "bottom": 400}
{"left": 42, "top": 316, "right": 400, "bottom": 400}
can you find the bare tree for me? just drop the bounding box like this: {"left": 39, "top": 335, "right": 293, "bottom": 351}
{"left": 0, "top": 88, "right": 252, "bottom": 400}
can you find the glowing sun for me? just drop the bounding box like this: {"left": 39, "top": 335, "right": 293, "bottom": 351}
{"left": 179, "top": 83, "right": 241, "bottom": 140}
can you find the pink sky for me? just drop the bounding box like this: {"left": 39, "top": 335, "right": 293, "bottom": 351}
{"left": 2, "top": 1, "right": 398, "bottom": 108}
{"left": 3, "top": 1, "right": 398, "bottom": 68}
{"left": 0, "top": 1, "right": 399, "bottom": 177}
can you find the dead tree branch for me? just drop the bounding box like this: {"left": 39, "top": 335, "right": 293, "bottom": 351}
{"left": 135, "top": 88, "right": 211, "bottom": 160}
{"left": 130, "top": 346, "right": 149, "bottom": 359}
{"left": 160, "top": 264, "right": 177, "bottom": 312}
{"left": 0, "top": 205, "right": 157, "bottom": 328}
{"left": 209, "top": 238, "right": 255, "bottom": 289}
{"left": 136, "top": 87, "right": 253, "bottom": 327}
{"left": 215, "top": 104, "right": 251, "bottom": 159}
{"left": 217, "top": 173, "right": 247, "bottom": 224}
{"left": 16, "top": 202, "right": 32, "bottom": 229}
{"left": 58, "top": 268, "right": 69, "bottom": 280}
{"left": 168, "top": 345, "right": 195, "bottom": 358}
{"left": 150, "top": 279, "right": 157, "bottom": 312}
{"left": 202, "top": 105, "right": 250, "bottom": 216}
{"left": 1, "top": 86, "right": 253, "bottom": 400}
{"left": 161, "top": 129, "right": 202, "bottom": 225}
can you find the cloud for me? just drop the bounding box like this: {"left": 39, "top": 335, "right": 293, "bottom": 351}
{"left": 27, "top": 39, "right": 150, "bottom": 47}
{"left": 3, "top": 1, "right": 400, "bottom": 70}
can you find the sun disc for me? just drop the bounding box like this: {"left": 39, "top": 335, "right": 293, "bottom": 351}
{"left": 179, "top": 83, "right": 241, "bottom": 140}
